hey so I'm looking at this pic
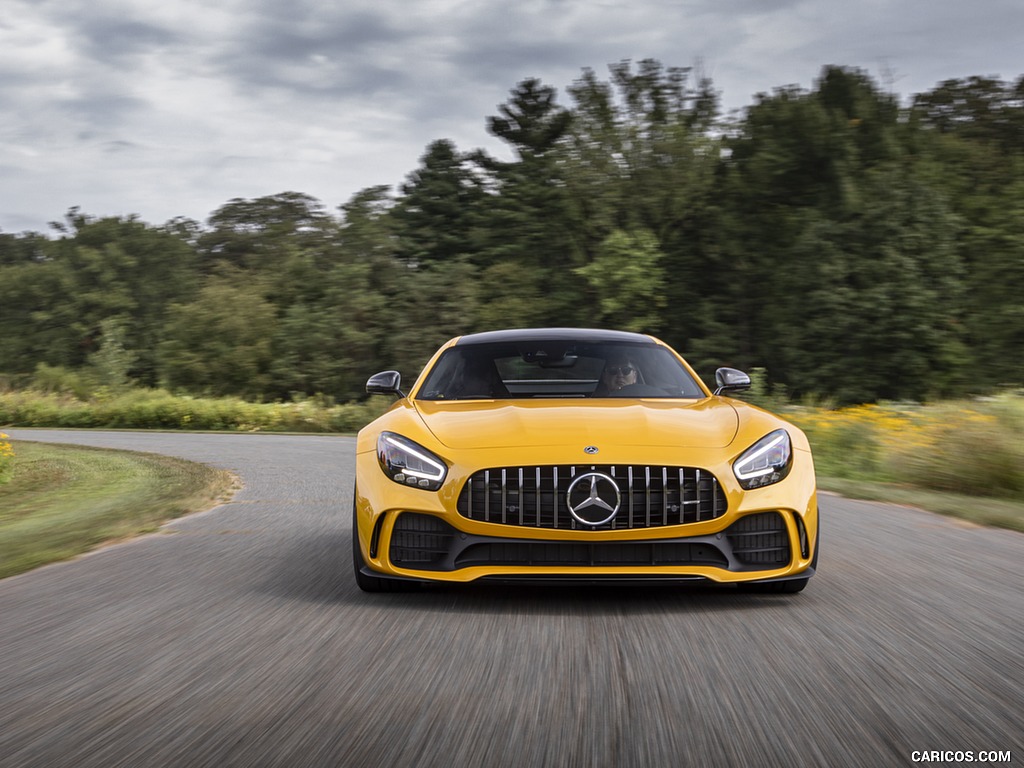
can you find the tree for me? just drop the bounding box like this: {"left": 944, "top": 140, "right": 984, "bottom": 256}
{"left": 574, "top": 229, "right": 667, "bottom": 332}
{"left": 0, "top": 257, "right": 76, "bottom": 374}
{"left": 912, "top": 75, "right": 1024, "bottom": 152}
{"left": 392, "top": 140, "right": 484, "bottom": 268}
{"left": 0, "top": 231, "right": 49, "bottom": 266}
{"left": 486, "top": 78, "right": 573, "bottom": 159}
{"left": 198, "top": 192, "right": 336, "bottom": 275}
{"left": 560, "top": 61, "right": 721, "bottom": 353}
{"left": 7, "top": 63, "right": 1024, "bottom": 404}
{"left": 471, "top": 79, "right": 584, "bottom": 326}
{"left": 158, "top": 277, "right": 277, "bottom": 398}
{"left": 911, "top": 75, "right": 1024, "bottom": 387}
{"left": 89, "top": 317, "right": 138, "bottom": 392}
{"left": 712, "top": 67, "right": 969, "bottom": 400}
{"left": 0, "top": 213, "right": 199, "bottom": 384}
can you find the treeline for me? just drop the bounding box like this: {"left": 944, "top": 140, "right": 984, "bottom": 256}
{"left": 2, "top": 62, "right": 1023, "bottom": 405}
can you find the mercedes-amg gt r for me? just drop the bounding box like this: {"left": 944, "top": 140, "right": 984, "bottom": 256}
{"left": 353, "top": 329, "right": 818, "bottom": 593}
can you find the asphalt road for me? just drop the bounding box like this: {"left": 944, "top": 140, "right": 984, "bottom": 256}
{"left": 1, "top": 430, "right": 1020, "bottom": 768}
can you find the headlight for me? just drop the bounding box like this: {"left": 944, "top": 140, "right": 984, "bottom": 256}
{"left": 377, "top": 432, "right": 448, "bottom": 491}
{"left": 734, "top": 429, "right": 792, "bottom": 490}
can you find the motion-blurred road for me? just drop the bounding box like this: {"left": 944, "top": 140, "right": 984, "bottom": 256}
{"left": 1, "top": 430, "right": 1020, "bottom": 767}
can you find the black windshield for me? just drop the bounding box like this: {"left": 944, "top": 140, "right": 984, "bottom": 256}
{"left": 416, "top": 341, "right": 705, "bottom": 400}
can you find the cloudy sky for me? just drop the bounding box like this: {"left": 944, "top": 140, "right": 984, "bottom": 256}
{"left": 2, "top": 0, "right": 1021, "bottom": 234}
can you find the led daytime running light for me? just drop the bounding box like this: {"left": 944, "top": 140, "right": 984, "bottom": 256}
{"left": 734, "top": 429, "right": 792, "bottom": 489}
{"left": 377, "top": 432, "right": 447, "bottom": 490}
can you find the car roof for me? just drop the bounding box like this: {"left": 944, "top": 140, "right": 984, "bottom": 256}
{"left": 453, "top": 328, "right": 657, "bottom": 346}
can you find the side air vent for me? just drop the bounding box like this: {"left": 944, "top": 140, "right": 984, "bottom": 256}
{"left": 725, "top": 512, "right": 790, "bottom": 568}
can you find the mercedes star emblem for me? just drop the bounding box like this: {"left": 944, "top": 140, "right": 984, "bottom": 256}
{"left": 566, "top": 471, "right": 621, "bottom": 527}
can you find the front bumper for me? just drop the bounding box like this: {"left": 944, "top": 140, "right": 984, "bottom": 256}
{"left": 357, "top": 507, "right": 816, "bottom": 586}
{"left": 391, "top": 509, "right": 797, "bottom": 568}
{"left": 355, "top": 436, "right": 818, "bottom": 586}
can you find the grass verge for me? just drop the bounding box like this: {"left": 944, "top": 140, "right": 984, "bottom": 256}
{"left": 818, "top": 477, "right": 1024, "bottom": 533}
{"left": 0, "top": 440, "right": 237, "bottom": 579}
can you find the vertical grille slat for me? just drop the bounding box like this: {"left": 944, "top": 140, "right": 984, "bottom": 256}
{"left": 678, "top": 468, "right": 686, "bottom": 526}
{"left": 715, "top": 476, "right": 721, "bottom": 519}
{"left": 536, "top": 468, "right": 544, "bottom": 528}
{"left": 501, "top": 469, "right": 507, "bottom": 525}
{"left": 628, "top": 467, "right": 635, "bottom": 528}
{"left": 456, "top": 464, "right": 728, "bottom": 531}
{"left": 484, "top": 470, "right": 491, "bottom": 523}
{"left": 645, "top": 466, "right": 651, "bottom": 528}
{"left": 610, "top": 466, "right": 618, "bottom": 530}
{"left": 552, "top": 467, "right": 559, "bottom": 529}
{"left": 695, "top": 468, "right": 702, "bottom": 522}
{"left": 662, "top": 467, "right": 669, "bottom": 526}
{"left": 518, "top": 467, "right": 524, "bottom": 526}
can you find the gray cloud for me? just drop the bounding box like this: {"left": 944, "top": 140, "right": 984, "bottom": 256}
{"left": 214, "top": 7, "right": 413, "bottom": 95}
{"left": 1, "top": 0, "right": 1022, "bottom": 234}
{"left": 75, "top": 17, "right": 182, "bottom": 63}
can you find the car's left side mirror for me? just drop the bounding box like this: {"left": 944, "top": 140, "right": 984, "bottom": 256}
{"left": 366, "top": 370, "right": 405, "bottom": 398}
{"left": 714, "top": 367, "right": 751, "bottom": 395}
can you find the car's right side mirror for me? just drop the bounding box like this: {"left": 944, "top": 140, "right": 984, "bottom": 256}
{"left": 714, "top": 367, "right": 751, "bottom": 395}
{"left": 366, "top": 370, "right": 405, "bottom": 398}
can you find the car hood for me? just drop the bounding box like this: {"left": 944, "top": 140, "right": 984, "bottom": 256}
{"left": 413, "top": 399, "right": 739, "bottom": 450}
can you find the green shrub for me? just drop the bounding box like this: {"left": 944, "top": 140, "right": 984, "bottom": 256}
{"left": 30, "top": 364, "right": 95, "bottom": 400}
{"left": 0, "top": 387, "right": 392, "bottom": 434}
{"left": 789, "top": 404, "right": 893, "bottom": 480}
{"left": 790, "top": 394, "right": 1024, "bottom": 501}
{"left": 886, "top": 396, "right": 1024, "bottom": 499}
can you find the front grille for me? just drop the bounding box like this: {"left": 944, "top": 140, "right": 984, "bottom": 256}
{"left": 455, "top": 541, "right": 728, "bottom": 568}
{"left": 456, "top": 465, "right": 727, "bottom": 530}
{"left": 725, "top": 512, "right": 790, "bottom": 567}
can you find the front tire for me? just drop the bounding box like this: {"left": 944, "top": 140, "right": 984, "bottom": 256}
{"left": 738, "top": 577, "right": 809, "bottom": 594}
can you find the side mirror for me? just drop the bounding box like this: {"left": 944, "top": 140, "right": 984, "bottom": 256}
{"left": 714, "top": 367, "right": 751, "bottom": 395}
{"left": 366, "top": 370, "right": 405, "bottom": 398}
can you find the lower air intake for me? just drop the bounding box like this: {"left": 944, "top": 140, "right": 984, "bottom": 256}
{"left": 725, "top": 512, "right": 790, "bottom": 568}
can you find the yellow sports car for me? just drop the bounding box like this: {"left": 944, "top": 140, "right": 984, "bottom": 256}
{"left": 353, "top": 329, "right": 818, "bottom": 593}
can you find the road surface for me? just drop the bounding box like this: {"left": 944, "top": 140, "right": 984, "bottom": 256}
{"left": 1, "top": 430, "right": 1020, "bottom": 767}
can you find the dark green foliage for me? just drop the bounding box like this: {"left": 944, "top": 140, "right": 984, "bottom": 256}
{"left": 393, "top": 140, "right": 485, "bottom": 268}
{"left": 198, "top": 192, "right": 335, "bottom": 273}
{"left": 2, "top": 62, "right": 1022, "bottom": 405}
{"left": 463, "top": 79, "right": 586, "bottom": 327}
{"left": 714, "top": 67, "right": 969, "bottom": 400}
{"left": 0, "top": 213, "right": 198, "bottom": 385}
{"left": 485, "top": 78, "right": 573, "bottom": 159}
{"left": 911, "top": 75, "right": 1024, "bottom": 152}
{"left": 158, "top": 276, "right": 277, "bottom": 398}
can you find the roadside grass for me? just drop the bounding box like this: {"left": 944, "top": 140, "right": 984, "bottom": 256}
{"left": 785, "top": 392, "right": 1024, "bottom": 533}
{"left": 0, "top": 441, "right": 236, "bottom": 579}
